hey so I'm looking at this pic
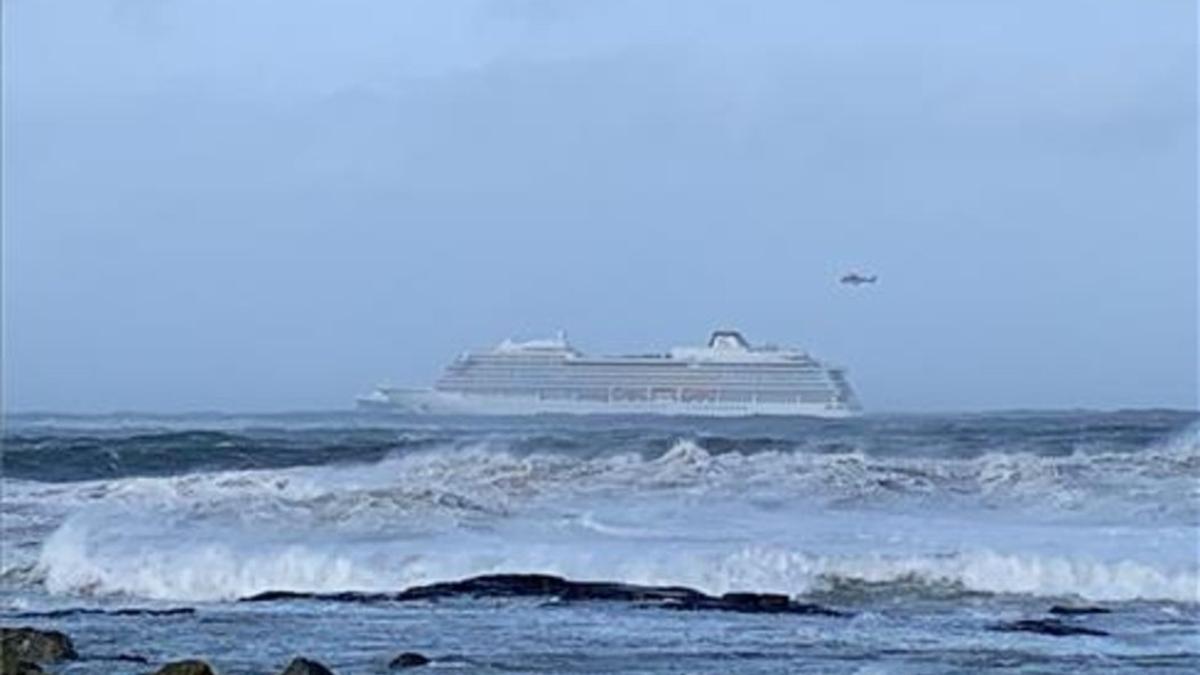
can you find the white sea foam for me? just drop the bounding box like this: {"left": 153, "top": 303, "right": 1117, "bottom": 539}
{"left": 13, "top": 428, "right": 1200, "bottom": 604}
{"left": 7, "top": 432, "right": 1195, "bottom": 524}
{"left": 34, "top": 510, "right": 1198, "bottom": 603}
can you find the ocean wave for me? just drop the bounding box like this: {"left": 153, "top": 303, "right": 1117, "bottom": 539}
{"left": 8, "top": 424, "right": 1197, "bottom": 606}
{"left": 0, "top": 428, "right": 449, "bottom": 483}
{"left": 4, "top": 429, "right": 1196, "bottom": 589}
{"left": 33, "top": 514, "right": 1198, "bottom": 604}
{"left": 6, "top": 430, "right": 1196, "bottom": 525}
{"left": 5, "top": 410, "right": 1196, "bottom": 484}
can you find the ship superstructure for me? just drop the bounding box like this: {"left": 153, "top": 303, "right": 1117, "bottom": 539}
{"left": 358, "top": 330, "right": 860, "bottom": 417}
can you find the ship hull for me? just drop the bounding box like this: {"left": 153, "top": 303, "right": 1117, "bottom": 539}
{"left": 358, "top": 388, "right": 860, "bottom": 418}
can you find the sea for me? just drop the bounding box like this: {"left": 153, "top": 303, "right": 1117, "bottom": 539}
{"left": 1, "top": 409, "right": 1197, "bottom": 673}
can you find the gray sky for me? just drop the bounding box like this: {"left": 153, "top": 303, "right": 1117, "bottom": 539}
{"left": 3, "top": 0, "right": 1196, "bottom": 413}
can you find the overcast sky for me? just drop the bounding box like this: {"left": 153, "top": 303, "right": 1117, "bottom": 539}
{"left": 3, "top": 0, "right": 1196, "bottom": 413}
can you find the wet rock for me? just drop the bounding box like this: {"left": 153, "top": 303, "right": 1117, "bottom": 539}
{"left": 692, "top": 592, "right": 846, "bottom": 616}
{"left": 399, "top": 574, "right": 710, "bottom": 606}
{"left": 241, "top": 590, "right": 311, "bottom": 603}
{"left": 241, "top": 573, "right": 849, "bottom": 617}
{"left": 1049, "top": 605, "right": 1111, "bottom": 616}
{"left": 280, "top": 657, "right": 335, "bottom": 675}
{"left": 0, "top": 627, "right": 78, "bottom": 663}
{"left": 12, "top": 607, "right": 194, "bottom": 620}
{"left": 657, "top": 592, "right": 846, "bottom": 616}
{"left": 153, "top": 659, "right": 217, "bottom": 675}
{"left": 88, "top": 653, "right": 151, "bottom": 665}
{"left": 389, "top": 652, "right": 431, "bottom": 669}
{"left": 398, "top": 574, "right": 850, "bottom": 616}
{"left": 992, "top": 618, "right": 1109, "bottom": 637}
{"left": 243, "top": 590, "right": 386, "bottom": 604}
{"left": 0, "top": 655, "right": 43, "bottom": 675}
{"left": 720, "top": 592, "right": 791, "bottom": 612}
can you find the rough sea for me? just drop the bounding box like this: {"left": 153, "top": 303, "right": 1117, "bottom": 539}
{"left": 1, "top": 410, "right": 1197, "bottom": 673}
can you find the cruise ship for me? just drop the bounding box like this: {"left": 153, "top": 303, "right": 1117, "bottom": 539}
{"left": 358, "top": 330, "right": 861, "bottom": 418}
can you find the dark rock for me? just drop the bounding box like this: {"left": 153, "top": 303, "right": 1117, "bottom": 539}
{"left": 111, "top": 607, "right": 194, "bottom": 617}
{"left": 153, "top": 659, "right": 217, "bottom": 675}
{"left": 393, "top": 574, "right": 846, "bottom": 615}
{"left": 240, "top": 573, "right": 849, "bottom": 617}
{"left": 88, "top": 653, "right": 151, "bottom": 664}
{"left": 0, "top": 627, "right": 78, "bottom": 662}
{"left": 992, "top": 618, "right": 1109, "bottom": 637}
{"left": 395, "top": 574, "right": 582, "bottom": 601}
{"left": 0, "top": 654, "right": 43, "bottom": 675}
{"left": 720, "top": 592, "right": 791, "bottom": 611}
{"left": 399, "top": 574, "right": 849, "bottom": 615}
{"left": 1049, "top": 605, "right": 1111, "bottom": 616}
{"left": 714, "top": 592, "right": 844, "bottom": 616}
{"left": 13, "top": 607, "right": 194, "bottom": 620}
{"left": 280, "top": 656, "right": 335, "bottom": 675}
{"left": 662, "top": 592, "right": 846, "bottom": 616}
{"left": 389, "top": 652, "right": 431, "bottom": 669}
{"left": 241, "top": 590, "right": 391, "bottom": 604}
{"left": 241, "top": 590, "right": 314, "bottom": 603}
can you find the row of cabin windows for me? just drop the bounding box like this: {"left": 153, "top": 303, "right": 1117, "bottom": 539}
{"left": 441, "top": 386, "right": 833, "bottom": 404}
{"left": 441, "top": 373, "right": 828, "bottom": 385}
{"left": 459, "top": 363, "right": 824, "bottom": 375}
{"left": 442, "top": 379, "right": 831, "bottom": 392}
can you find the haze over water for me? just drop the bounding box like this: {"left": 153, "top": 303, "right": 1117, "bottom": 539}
{"left": 3, "top": 0, "right": 1196, "bottom": 413}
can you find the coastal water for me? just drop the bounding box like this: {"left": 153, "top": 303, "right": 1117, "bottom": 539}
{"left": 1, "top": 410, "right": 1197, "bottom": 673}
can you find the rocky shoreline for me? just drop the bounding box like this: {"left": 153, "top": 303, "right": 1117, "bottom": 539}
{"left": 0, "top": 627, "right": 398, "bottom": 675}
{"left": 240, "top": 572, "right": 850, "bottom": 616}
{"left": 1, "top": 573, "right": 1116, "bottom": 674}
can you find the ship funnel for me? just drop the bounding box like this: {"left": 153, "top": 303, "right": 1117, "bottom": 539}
{"left": 708, "top": 329, "right": 750, "bottom": 349}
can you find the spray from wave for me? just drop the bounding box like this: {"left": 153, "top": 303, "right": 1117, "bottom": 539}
{"left": 7, "top": 427, "right": 1194, "bottom": 604}
{"left": 7, "top": 429, "right": 1197, "bottom": 522}
{"left": 33, "top": 512, "right": 1198, "bottom": 603}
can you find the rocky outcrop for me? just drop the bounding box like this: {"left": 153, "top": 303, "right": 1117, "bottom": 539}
{"left": 280, "top": 657, "right": 335, "bottom": 675}
{"left": 153, "top": 659, "right": 217, "bottom": 675}
{"left": 669, "top": 591, "right": 844, "bottom": 616}
{"left": 388, "top": 652, "right": 430, "bottom": 669}
{"left": 1048, "top": 605, "right": 1111, "bottom": 616}
{"left": 241, "top": 573, "right": 848, "bottom": 617}
{"left": 12, "top": 607, "right": 194, "bottom": 620}
{"left": 991, "top": 618, "right": 1108, "bottom": 637}
{"left": 0, "top": 627, "right": 77, "bottom": 663}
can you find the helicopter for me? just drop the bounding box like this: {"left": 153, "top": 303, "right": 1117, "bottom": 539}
{"left": 840, "top": 272, "right": 878, "bottom": 286}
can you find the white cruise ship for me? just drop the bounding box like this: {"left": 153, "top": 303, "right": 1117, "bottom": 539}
{"left": 358, "top": 330, "right": 861, "bottom": 418}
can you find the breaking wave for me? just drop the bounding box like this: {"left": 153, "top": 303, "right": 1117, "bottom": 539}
{"left": 6, "top": 430, "right": 1197, "bottom": 523}
{"left": 33, "top": 517, "right": 1198, "bottom": 603}
{"left": 4, "top": 417, "right": 1196, "bottom": 606}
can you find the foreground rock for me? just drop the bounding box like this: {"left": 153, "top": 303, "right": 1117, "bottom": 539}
{"left": 280, "top": 657, "right": 335, "bottom": 675}
{"left": 153, "top": 659, "right": 217, "bottom": 675}
{"left": 389, "top": 652, "right": 430, "bottom": 669}
{"left": 991, "top": 618, "right": 1108, "bottom": 637}
{"left": 1048, "top": 605, "right": 1111, "bottom": 616}
{"left": 242, "top": 573, "right": 847, "bottom": 617}
{"left": 0, "top": 627, "right": 77, "bottom": 663}
{"left": 0, "top": 657, "right": 42, "bottom": 675}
